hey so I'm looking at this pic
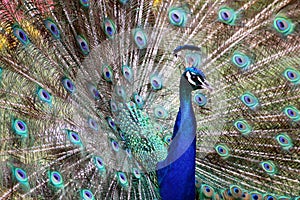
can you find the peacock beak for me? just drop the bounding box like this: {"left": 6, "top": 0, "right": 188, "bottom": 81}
{"left": 203, "top": 80, "right": 214, "bottom": 92}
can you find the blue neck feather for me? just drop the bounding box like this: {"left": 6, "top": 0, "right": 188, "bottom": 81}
{"left": 156, "top": 75, "right": 196, "bottom": 200}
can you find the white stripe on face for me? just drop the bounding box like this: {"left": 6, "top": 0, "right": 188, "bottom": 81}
{"left": 186, "top": 71, "right": 197, "bottom": 86}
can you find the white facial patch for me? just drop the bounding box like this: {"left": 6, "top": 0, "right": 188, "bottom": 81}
{"left": 186, "top": 71, "right": 197, "bottom": 86}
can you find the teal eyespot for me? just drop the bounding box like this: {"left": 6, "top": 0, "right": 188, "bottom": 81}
{"left": 273, "top": 16, "right": 294, "bottom": 36}
{"left": 93, "top": 156, "right": 106, "bottom": 172}
{"left": 230, "top": 185, "right": 243, "bottom": 198}
{"left": 168, "top": 7, "right": 188, "bottom": 27}
{"left": 102, "top": 18, "right": 116, "bottom": 39}
{"left": 215, "top": 144, "right": 230, "bottom": 159}
{"left": 66, "top": 130, "right": 83, "bottom": 146}
{"left": 44, "top": 19, "right": 60, "bottom": 39}
{"left": 122, "top": 65, "right": 133, "bottom": 82}
{"left": 106, "top": 116, "right": 117, "bottom": 131}
{"left": 194, "top": 92, "right": 207, "bottom": 107}
{"left": 185, "top": 53, "right": 201, "bottom": 68}
{"left": 261, "top": 161, "right": 277, "bottom": 175}
{"left": 76, "top": 35, "right": 90, "bottom": 55}
{"left": 79, "top": 0, "right": 90, "bottom": 8}
{"left": 232, "top": 52, "right": 251, "bottom": 69}
{"left": 249, "top": 192, "right": 263, "bottom": 200}
{"left": 110, "top": 100, "right": 118, "bottom": 112}
{"left": 153, "top": 106, "right": 168, "bottom": 119}
{"left": 234, "top": 119, "right": 252, "bottom": 135}
{"left": 278, "top": 196, "right": 291, "bottom": 200}
{"left": 88, "top": 117, "right": 99, "bottom": 131}
{"left": 240, "top": 92, "right": 259, "bottom": 109}
{"left": 218, "top": 7, "right": 237, "bottom": 25}
{"left": 276, "top": 133, "right": 293, "bottom": 151}
{"left": 201, "top": 184, "right": 214, "bottom": 198}
{"left": 80, "top": 189, "right": 94, "bottom": 200}
{"left": 14, "top": 168, "right": 28, "bottom": 183}
{"left": 13, "top": 25, "right": 30, "bottom": 45}
{"left": 115, "top": 85, "right": 126, "bottom": 99}
{"left": 133, "top": 28, "right": 147, "bottom": 49}
{"left": 102, "top": 65, "right": 114, "bottom": 82}
{"left": 163, "top": 134, "right": 172, "bottom": 144}
{"left": 119, "top": 0, "right": 128, "bottom": 5}
{"left": 133, "top": 92, "right": 144, "bottom": 109}
{"left": 37, "top": 88, "right": 52, "bottom": 104}
{"left": 87, "top": 83, "right": 101, "bottom": 100}
{"left": 111, "top": 138, "right": 119, "bottom": 152}
{"left": 283, "top": 67, "right": 300, "bottom": 85}
{"left": 150, "top": 74, "right": 163, "bottom": 90}
{"left": 62, "top": 77, "right": 76, "bottom": 93}
{"left": 48, "top": 171, "right": 64, "bottom": 188}
{"left": 117, "top": 172, "right": 128, "bottom": 187}
{"left": 283, "top": 106, "right": 300, "bottom": 122}
{"left": 132, "top": 168, "right": 141, "bottom": 179}
{"left": 12, "top": 119, "right": 28, "bottom": 137}
{"left": 264, "top": 194, "right": 278, "bottom": 200}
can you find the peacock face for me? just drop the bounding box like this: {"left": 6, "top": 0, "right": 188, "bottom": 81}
{"left": 183, "top": 67, "right": 213, "bottom": 91}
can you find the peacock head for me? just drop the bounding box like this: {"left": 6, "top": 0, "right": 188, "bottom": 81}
{"left": 183, "top": 67, "right": 213, "bottom": 91}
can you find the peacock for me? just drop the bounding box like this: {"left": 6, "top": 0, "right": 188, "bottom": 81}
{"left": 0, "top": 0, "right": 300, "bottom": 199}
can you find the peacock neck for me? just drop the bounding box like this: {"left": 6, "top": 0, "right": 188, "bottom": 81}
{"left": 179, "top": 75, "right": 196, "bottom": 138}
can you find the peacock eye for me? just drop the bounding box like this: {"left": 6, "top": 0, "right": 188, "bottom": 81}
{"left": 234, "top": 119, "right": 252, "bottom": 135}
{"left": 150, "top": 74, "right": 163, "bottom": 90}
{"left": 110, "top": 100, "right": 118, "bottom": 112}
{"left": 215, "top": 144, "right": 230, "bottom": 158}
{"left": 133, "top": 28, "right": 148, "bottom": 49}
{"left": 94, "top": 156, "right": 106, "bottom": 172}
{"left": 62, "top": 77, "right": 75, "bottom": 93}
{"left": 240, "top": 92, "right": 259, "bottom": 109}
{"left": 106, "top": 116, "right": 117, "bottom": 131}
{"left": 87, "top": 83, "right": 101, "bottom": 100}
{"left": 273, "top": 16, "right": 294, "bottom": 36}
{"left": 37, "top": 88, "right": 52, "bottom": 104}
{"left": 218, "top": 7, "right": 237, "bottom": 25}
{"left": 44, "top": 19, "right": 60, "bottom": 39}
{"left": 119, "top": 0, "right": 128, "bottom": 5}
{"left": 14, "top": 168, "right": 28, "bottom": 183}
{"left": 88, "top": 117, "right": 99, "bottom": 131}
{"left": 66, "top": 130, "right": 83, "bottom": 146}
{"left": 230, "top": 185, "right": 243, "bottom": 198}
{"left": 275, "top": 133, "right": 293, "bottom": 150}
{"left": 102, "top": 18, "right": 116, "bottom": 38}
{"left": 163, "top": 134, "right": 172, "bottom": 144}
{"left": 13, "top": 119, "right": 28, "bottom": 137}
{"left": 168, "top": 7, "right": 188, "bottom": 27}
{"left": 80, "top": 189, "right": 94, "bottom": 200}
{"left": 194, "top": 92, "right": 207, "bottom": 107}
{"left": 232, "top": 52, "right": 251, "bottom": 69}
{"left": 13, "top": 26, "right": 30, "bottom": 45}
{"left": 76, "top": 35, "right": 90, "bottom": 55}
{"left": 153, "top": 105, "right": 168, "bottom": 119}
{"left": 201, "top": 184, "right": 214, "bottom": 197}
{"left": 115, "top": 85, "right": 127, "bottom": 99}
{"left": 132, "top": 168, "right": 141, "bottom": 179}
{"left": 283, "top": 106, "right": 300, "bottom": 122}
{"left": 133, "top": 93, "right": 144, "bottom": 109}
{"left": 111, "top": 138, "right": 119, "bottom": 152}
{"left": 283, "top": 68, "right": 300, "bottom": 84}
{"left": 102, "top": 65, "right": 114, "bottom": 82}
{"left": 250, "top": 192, "right": 262, "bottom": 200}
{"left": 261, "top": 161, "right": 276, "bottom": 175}
{"left": 122, "top": 65, "right": 133, "bottom": 82}
{"left": 117, "top": 172, "right": 128, "bottom": 187}
{"left": 79, "top": 0, "right": 90, "bottom": 8}
{"left": 49, "top": 171, "right": 64, "bottom": 188}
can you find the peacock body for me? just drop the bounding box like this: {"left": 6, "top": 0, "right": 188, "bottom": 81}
{"left": 0, "top": 0, "right": 300, "bottom": 199}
